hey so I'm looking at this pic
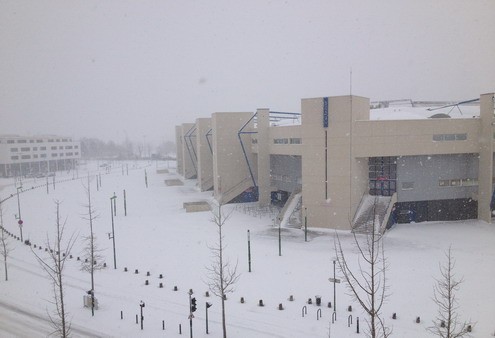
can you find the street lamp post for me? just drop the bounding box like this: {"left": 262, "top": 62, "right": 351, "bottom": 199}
{"left": 16, "top": 186, "right": 23, "bottom": 241}
{"left": 205, "top": 302, "right": 212, "bottom": 334}
{"left": 109, "top": 194, "right": 117, "bottom": 269}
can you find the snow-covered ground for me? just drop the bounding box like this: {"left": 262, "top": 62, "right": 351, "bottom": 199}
{"left": 0, "top": 161, "right": 494, "bottom": 337}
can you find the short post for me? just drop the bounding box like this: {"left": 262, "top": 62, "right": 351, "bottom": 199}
{"left": 139, "top": 300, "right": 145, "bottom": 330}
{"left": 304, "top": 206, "right": 308, "bottom": 242}
{"left": 123, "top": 189, "right": 127, "bottom": 216}
{"left": 121, "top": 310, "right": 123, "bottom": 319}
{"left": 206, "top": 302, "right": 212, "bottom": 334}
{"left": 162, "top": 320, "right": 165, "bottom": 330}
{"left": 46, "top": 176, "right": 49, "bottom": 194}
{"left": 357, "top": 316, "right": 360, "bottom": 333}
{"left": 179, "top": 323, "right": 182, "bottom": 335}
{"left": 145, "top": 169, "right": 148, "bottom": 188}
{"left": 247, "top": 230, "right": 252, "bottom": 272}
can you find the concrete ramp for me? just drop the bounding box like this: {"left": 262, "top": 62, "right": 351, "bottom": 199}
{"left": 352, "top": 195, "right": 391, "bottom": 233}
{"left": 165, "top": 179, "right": 184, "bottom": 186}
{"left": 275, "top": 190, "right": 302, "bottom": 228}
{"left": 183, "top": 201, "right": 211, "bottom": 213}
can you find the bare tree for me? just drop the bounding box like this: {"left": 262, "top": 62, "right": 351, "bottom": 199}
{"left": 32, "top": 201, "right": 76, "bottom": 338}
{"left": 428, "top": 247, "right": 473, "bottom": 338}
{"left": 0, "top": 200, "right": 13, "bottom": 281}
{"left": 80, "top": 176, "right": 104, "bottom": 316}
{"left": 334, "top": 203, "right": 390, "bottom": 338}
{"left": 206, "top": 205, "right": 240, "bottom": 338}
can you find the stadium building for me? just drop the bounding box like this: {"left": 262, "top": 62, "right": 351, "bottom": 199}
{"left": 176, "top": 93, "right": 494, "bottom": 230}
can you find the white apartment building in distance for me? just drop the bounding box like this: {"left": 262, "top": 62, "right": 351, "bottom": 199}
{"left": 0, "top": 135, "right": 81, "bottom": 177}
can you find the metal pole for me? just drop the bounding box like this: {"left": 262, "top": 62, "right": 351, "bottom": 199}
{"left": 205, "top": 303, "right": 209, "bottom": 334}
{"left": 16, "top": 187, "right": 23, "bottom": 242}
{"left": 111, "top": 196, "right": 117, "bottom": 269}
{"left": 46, "top": 176, "right": 49, "bottom": 194}
{"left": 304, "top": 207, "right": 308, "bottom": 242}
{"left": 278, "top": 221, "right": 281, "bottom": 256}
{"left": 145, "top": 169, "right": 148, "bottom": 188}
{"left": 247, "top": 230, "right": 251, "bottom": 272}
{"left": 113, "top": 192, "right": 116, "bottom": 216}
{"left": 189, "top": 291, "right": 193, "bottom": 338}
{"left": 333, "top": 260, "right": 336, "bottom": 317}
{"left": 123, "top": 189, "right": 127, "bottom": 216}
{"left": 140, "top": 301, "right": 145, "bottom": 330}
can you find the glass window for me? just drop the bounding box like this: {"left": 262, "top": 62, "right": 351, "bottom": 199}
{"left": 11, "top": 155, "right": 19, "bottom": 160}
{"left": 10, "top": 148, "right": 18, "bottom": 152}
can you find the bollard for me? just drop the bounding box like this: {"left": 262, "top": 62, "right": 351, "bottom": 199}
{"left": 147, "top": 271, "right": 150, "bottom": 276}
{"left": 416, "top": 316, "right": 421, "bottom": 323}
{"left": 328, "top": 302, "right": 332, "bottom": 308}
{"left": 205, "top": 291, "right": 209, "bottom": 297}
{"left": 357, "top": 316, "right": 360, "bottom": 333}
{"left": 159, "top": 274, "right": 163, "bottom": 279}
{"left": 258, "top": 299, "right": 264, "bottom": 307}
{"left": 278, "top": 303, "right": 284, "bottom": 310}
{"left": 162, "top": 320, "right": 165, "bottom": 330}
{"left": 179, "top": 323, "right": 182, "bottom": 335}
{"left": 467, "top": 325, "right": 472, "bottom": 333}
{"left": 77, "top": 256, "right": 80, "bottom": 260}
{"left": 223, "top": 294, "right": 227, "bottom": 300}
{"left": 103, "top": 262, "right": 107, "bottom": 268}
{"left": 69, "top": 254, "right": 72, "bottom": 259}
{"left": 315, "top": 295, "right": 322, "bottom": 306}
{"left": 121, "top": 310, "right": 123, "bottom": 319}
{"left": 85, "top": 258, "right": 88, "bottom": 263}
{"left": 159, "top": 282, "right": 163, "bottom": 288}
{"left": 173, "top": 286, "right": 178, "bottom": 291}
{"left": 440, "top": 320, "right": 445, "bottom": 328}
{"left": 240, "top": 297, "right": 245, "bottom": 303}
{"left": 34, "top": 244, "right": 37, "bottom": 248}
{"left": 136, "top": 314, "right": 138, "bottom": 324}
{"left": 348, "top": 305, "right": 352, "bottom": 312}
{"left": 124, "top": 267, "right": 128, "bottom": 272}
{"left": 307, "top": 298, "right": 312, "bottom": 305}
{"left": 289, "top": 295, "right": 294, "bottom": 301}
{"left": 145, "top": 280, "right": 149, "bottom": 285}
{"left": 392, "top": 313, "right": 397, "bottom": 320}
{"left": 135, "top": 269, "right": 139, "bottom": 274}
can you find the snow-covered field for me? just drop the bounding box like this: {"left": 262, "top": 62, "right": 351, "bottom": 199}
{"left": 0, "top": 161, "right": 494, "bottom": 337}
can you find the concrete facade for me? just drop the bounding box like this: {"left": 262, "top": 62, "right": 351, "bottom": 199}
{"left": 175, "top": 93, "right": 495, "bottom": 230}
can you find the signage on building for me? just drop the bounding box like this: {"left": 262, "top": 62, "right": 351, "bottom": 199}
{"left": 323, "top": 97, "right": 329, "bottom": 128}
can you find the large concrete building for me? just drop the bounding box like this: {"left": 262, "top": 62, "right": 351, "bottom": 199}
{"left": 0, "top": 135, "right": 81, "bottom": 177}
{"left": 176, "top": 93, "right": 494, "bottom": 231}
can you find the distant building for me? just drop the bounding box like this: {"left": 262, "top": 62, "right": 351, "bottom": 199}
{"left": 0, "top": 135, "right": 81, "bottom": 177}
{"left": 176, "top": 93, "right": 494, "bottom": 230}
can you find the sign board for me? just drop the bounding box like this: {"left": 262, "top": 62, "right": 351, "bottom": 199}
{"left": 328, "top": 278, "right": 341, "bottom": 283}
{"left": 323, "top": 97, "right": 329, "bottom": 128}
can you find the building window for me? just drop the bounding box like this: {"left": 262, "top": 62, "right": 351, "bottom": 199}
{"left": 17, "top": 139, "right": 27, "bottom": 143}
{"left": 62, "top": 138, "right": 68, "bottom": 142}
{"left": 433, "top": 133, "right": 467, "bottom": 142}
{"left": 75, "top": 145, "right": 79, "bottom": 149}
{"left": 33, "top": 154, "right": 38, "bottom": 158}
{"left": 40, "top": 154, "right": 47, "bottom": 158}
{"left": 75, "top": 152, "right": 79, "bottom": 155}
{"left": 10, "top": 148, "right": 18, "bottom": 152}
{"left": 66, "top": 152, "right": 73, "bottom": 156}
{"left": 52, "top": 154, "right": 58, "bottom": 157}
{"left": 65, "top": 145, "right": 73, "bottom": 149}
{"left": 48, "top": 139, "right": 54, "bottom": 142}
{"left": 51, "top": 146, "right": 57, "bottom": 150}
{"left": 11, "top": 155, "right": 19, "bottom": 160}
{"left": 21, "top": 155, "right": 30, "bottom": 159}
{"left": 33, "top": 147, "right": 38, "bottom": 151}
{"left": 56, "top": 139, "right": 60, "bottom": 142}
{"left": 274, "top": 138, "right": 289, "bottom": 144}
{"left": 20, "top": 147, "right": 30, "bottom": 152}
{"left": 439, "top": 180, "right": 450, "bottom": 187}
{"left": 40, "top": 146, "right": 46, "bottom": 150}
{"left": 29, "top": 140, "right": 34, "bottom": 143}
{"left": 289, "top": 138, "right": 302, "bottom": 144}
{"left": 368, "top": 157, "right": 397, "bottom": 196}
{"left": 59, "top": 146, "right": 63, "bottom": 149}
{"left": 7, "top": 140, "right": 15, "bottom": 144}
{"left": 401, "top": 182, "right": 414, "bottom": 190}
{"left": 36, "top": 139, "right": 43, "bottom": 143}
{"left": 59, "top": 153, "right": 64, "bottom": 157}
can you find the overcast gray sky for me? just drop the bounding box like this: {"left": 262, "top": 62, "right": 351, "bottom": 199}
{"left": 1, "top": 0, "right": 494, "bottom": 146}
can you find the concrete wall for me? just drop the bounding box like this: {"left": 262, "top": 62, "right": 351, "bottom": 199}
{"left": 478, "top": 93, "right": 495, "bottom": 222}
{"left": 175, "top": 125, "right": 184, "bottom": 176}
{"left": 256, "top": 109, "right": 271, "bottom": 206}
{"left": 181, "top": 123, "right": 196, "bottom": 179}
{"left": 212, "top": 112, "right": 255, "bottom": 204}
{"left": 196, "top": 118, "right": 213, "bottom": 191}
{"left": 301, "top": 95, "right": 369, "bottom": 229}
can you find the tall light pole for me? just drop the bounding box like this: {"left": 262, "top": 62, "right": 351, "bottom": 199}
{"left": 109, "top": 194, "right": 117, "bottom": 269}
{"left": 16, "top": 185, "right": 23, "bottom": 241}
{"left": 139, "top": 301, "right": 145, "bottom": 330}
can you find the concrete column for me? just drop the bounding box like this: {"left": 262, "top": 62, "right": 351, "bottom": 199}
{"left": 175, "top": 125, "right": 184, "bottom": 176}
{"left": 196, "top": 118, "right": 213, "bottom": 191}
{"left": 181, "top": 123, "right": 196, "bottom": 179}
{"left": 477, "top": 93, "right": 494, "bottom": 222}
{"left": 256, "top": 109, "right": 271, "bottom": 206}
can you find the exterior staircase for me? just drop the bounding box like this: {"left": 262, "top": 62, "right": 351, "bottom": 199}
{"left": 352, "top": 194, "right": 393, "bottom": 234}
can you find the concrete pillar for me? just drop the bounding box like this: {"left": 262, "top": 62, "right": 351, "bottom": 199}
{"left": 256, "top": 109, "right": 271, "bottom": 206}
{"left": 175, "top": 125, "right": 184, "bottom": 176}
{"left": 181, "top": 123, "right": 196, "bottom": 179}
{"left": 196, "top": 118, "right": 213, "bottom": 191}
{"left": 477, "top": 93, "right": 494, "bottom": 222}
